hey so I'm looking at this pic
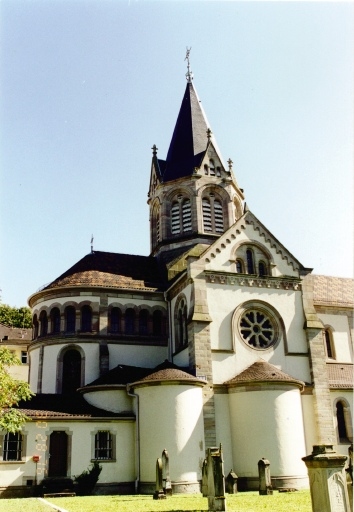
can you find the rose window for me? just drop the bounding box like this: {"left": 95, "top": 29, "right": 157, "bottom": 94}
{"left": 239, "top": 309, "right": 276, "bottom": 349}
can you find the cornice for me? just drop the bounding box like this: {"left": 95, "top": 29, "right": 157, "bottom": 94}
{"left": 204, "top": 271, "right": 301, "bottom": 291}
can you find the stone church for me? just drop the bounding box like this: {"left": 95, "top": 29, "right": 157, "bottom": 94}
{"left": 1, "top": 66, "right": 353, "bottom": 496}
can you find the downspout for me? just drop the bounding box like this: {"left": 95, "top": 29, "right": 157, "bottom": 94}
{"left": 127, "top": 385, "right": 140, "bottom": 493}
{"left": 164, "top": 291, "right": 173, "bottom": 363}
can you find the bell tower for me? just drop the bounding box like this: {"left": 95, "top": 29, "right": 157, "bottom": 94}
{"left": 148, "top": 53, "right": 244, "bottom": 263}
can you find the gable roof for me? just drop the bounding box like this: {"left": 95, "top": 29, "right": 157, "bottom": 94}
{"left": 0, "top": 322, "right": 31, "bottom": 342}
{"left": 225, "top": 360, "right": 304, "bottom": 389}
{"left": 32, "top": 251, "right": 167, "bottom": 298}
{"left": 312, "top": 275, "right": 354, "bottom": 307}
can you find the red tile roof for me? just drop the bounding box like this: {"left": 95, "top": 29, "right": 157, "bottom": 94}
{"left": 225, "top": 360, "right": 304, "bottom": 388}
{"left": 313, "top": 275, "right": 354, "bottom": 307}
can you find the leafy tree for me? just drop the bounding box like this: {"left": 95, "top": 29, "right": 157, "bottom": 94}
{"left": 0, "top": 304, "right": 32, "bottom": 329}
{"left": 0, "top": 348, "right": 34, "bottom": 432}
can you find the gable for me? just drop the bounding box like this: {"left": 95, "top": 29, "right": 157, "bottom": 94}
{"left": 197, "top": 210, "right": 307, "bottom": 278}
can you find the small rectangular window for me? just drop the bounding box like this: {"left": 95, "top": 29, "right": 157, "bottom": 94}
{"left": 3, "top": 432, "right": 23, "bottom": 461}
{"left": 94, "top": 431, "right": 113, "bottom": 460}
{"left": 21, "top": 351, "right": 28, "bottom": 364}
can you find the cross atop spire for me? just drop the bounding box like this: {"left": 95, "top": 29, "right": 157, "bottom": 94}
{"left": 185, "top": 47, "right": 193, "bottom": 83}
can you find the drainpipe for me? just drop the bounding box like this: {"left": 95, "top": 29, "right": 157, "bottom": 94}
{"left": 164, "top": 291, "right": 173, "bottom": 363}
{"left": 127, "top": 385, "right": 140, "bottom": 493}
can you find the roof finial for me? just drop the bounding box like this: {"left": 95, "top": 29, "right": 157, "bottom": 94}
{"left": 91, "top": 234, "right": 94, "bottom": 254}
{"left": 227, "top": 158, "right": 233, "bottom": 172}
{"left": 152, "top": 144, "right": 158, "bottom": 156}
{"left": 207, "top": 128, "right": 212, "bottom": 141}
{"left": 185, "top": 47, "right": 193, "bottom": 83}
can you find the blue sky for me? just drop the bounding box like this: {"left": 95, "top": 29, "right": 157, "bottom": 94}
{"left": 1, "top": 1, "right": 353, "bottom": 307}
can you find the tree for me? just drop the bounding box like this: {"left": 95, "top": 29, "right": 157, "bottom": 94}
{"left": 0, "top": 304, "right": 32, "bottom": 329}
{"left": 0, "top": 348, "right": 34, "bottom": 432}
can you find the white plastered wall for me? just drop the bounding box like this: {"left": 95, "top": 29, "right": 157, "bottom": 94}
{"left": 136, "top": 383, "right": 205, "bottom": 485}
{"left": 316, "top": 312, "right": 353, "bottom": 362}
{"left": 228, "top": 387, "right": 308, "bottom": 482}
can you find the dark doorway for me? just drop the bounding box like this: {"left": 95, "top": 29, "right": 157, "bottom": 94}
{"left": 62, "top": 349, "right": 81, "bottom": 394}
{"left": 48, "top": 431, "right": 68, "bottom": 477}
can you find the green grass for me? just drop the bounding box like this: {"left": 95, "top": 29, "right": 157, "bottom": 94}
{"left": 0, "top": 491, "right": 312, "bottom": 512}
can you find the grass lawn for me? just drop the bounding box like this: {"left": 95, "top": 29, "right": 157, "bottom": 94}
{"left": 0, "top": 491, "right": 312, "bottom": 512}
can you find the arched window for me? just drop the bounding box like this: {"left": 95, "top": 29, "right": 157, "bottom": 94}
{"left": 258, "top": 261, "right": 267, "bottom": 277}
{"left": 110, "top": 307, "right": 121, "bottom": 334}
{"left": 216, "top": 166, "right": 221, "bottom": 177}
{"left": 125, "top": 308, "right": 135, "bottom": 335}
{"left": 171, "top": 196, "right": 192, "bottom": 235}
{"left": 51, "top": 307, "right": 61, "bottom": 334}
{"left": 139, "top": 309, "right": 149, "bottom": 335}
{"left": 209, "top": 159, "right": 215, "bottom": 176}
{"left": 202, "top": 194, "right": 224, "bottom": 234}
{"left": 175, "top": 298, "right": 188, "bottom": 351}
{"left": 336, "top": 401, "right": 349, "bottom": 443}
{"left": 324, "top": 329, "right": 335, "bottom": 359}
{"left": 246, "top": 250, "right": 255, "bottom": 274}
{"left": 236, "top": 259, "right": 244, "bottom": 273}
{"left": 62, "top": 349, "right": 82, "bottom": 394}
{"left": 204, "top": 164, "right": 209, "bottom": 175}
{"left": 81, "top": 305, "right": 92, "bottom": 332}
{"left": 39, "top": 311, "right": 48, "bottom": 337}
{"left": 33, "top": 315, "right": 39, "bottom": 339}
{"left": 153, "top": 310, "right": 163, "bottom": 336}
{"left": 65, "top": 306, "right": 76, "bottom": 333}
{"left": 151, "top": 203, "right": 161, "bottom": 249}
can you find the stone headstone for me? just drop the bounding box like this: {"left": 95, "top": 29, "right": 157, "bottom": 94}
{"left": 258, "top": 458, "right": 273, "bottom": 495}
{"left": 302, "top": 444, "right": 350, "bottom": 512}
{"left": 202, "top": 458, "right": 208, "bottom": 497}
{"left": 225, "top": 470, "right": 238, "bottom": 494}
{"left": 162, "top": 449, "right": 172, "bottom": 496}
{"left": 207, "top": 444, "right": 226, "bottom": 511}
{"left": 153, "top": 458, "right": 166, "bottom": 500}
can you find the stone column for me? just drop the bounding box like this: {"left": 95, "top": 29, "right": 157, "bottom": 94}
{"left": 302, "top": 445, "right": 350, "bottom": 512}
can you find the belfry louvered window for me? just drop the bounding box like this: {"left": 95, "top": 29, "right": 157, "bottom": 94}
{"left": 202, "top": 195, "right": 224, "bottom": 234}
{"left": 171, "top": 197, "right": 192, "bottom": 235}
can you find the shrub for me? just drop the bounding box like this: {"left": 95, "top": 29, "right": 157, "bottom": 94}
{"left": 74, "top": 461, "right": 102, "bottom": 495}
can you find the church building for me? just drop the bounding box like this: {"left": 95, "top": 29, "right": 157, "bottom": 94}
{"left": 1, "top": 63, "right": 353, "bottom": 497}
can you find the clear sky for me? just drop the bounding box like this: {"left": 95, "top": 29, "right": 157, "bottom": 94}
{"left": 1, "top": 0, "right": 353, "bottom": 307}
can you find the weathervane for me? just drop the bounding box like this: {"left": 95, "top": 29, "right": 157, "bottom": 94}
{"left": 185, "top": 47, "right": 193, "bottom": 82}
{"left": 91, "top": 234, "right": 94, "bottom": 254}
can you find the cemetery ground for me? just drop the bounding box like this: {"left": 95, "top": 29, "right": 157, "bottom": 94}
{"left": 0, "top": 490, "right": 312, "bottom": 512}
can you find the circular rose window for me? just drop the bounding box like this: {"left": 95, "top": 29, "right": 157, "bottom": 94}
{"left": 239, "top": 308, "right": 277, "bottom": 349}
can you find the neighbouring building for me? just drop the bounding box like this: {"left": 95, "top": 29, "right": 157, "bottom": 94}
{"left": 1, "top": 64, "right": 352, "bottom": 497}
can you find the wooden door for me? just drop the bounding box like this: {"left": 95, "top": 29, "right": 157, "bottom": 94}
{"left": 48, "top": 431, "right": 68, "bottom": 477}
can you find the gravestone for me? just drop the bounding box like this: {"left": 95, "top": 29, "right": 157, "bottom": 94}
{"left": 162, "top": 449, "right": 172, "bottom": 496}
{"left": 302, "top": 444, "right": 350, "bottom": 512}
{"left": 225, "top": 470, "right": 238, "bottom": 494}
{"left": 258, "top": 458, "right": 273, "bottom": 495}
{"left": 202, "top": 457, "right": 208, "bottom": 497}
{"left": 153, "top": 458, "right": 166, "bottom": 500}
{"left": 206, "top": 444, "right": 226, "bottom": 511}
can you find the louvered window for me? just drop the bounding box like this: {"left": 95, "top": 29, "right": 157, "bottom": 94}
{"left": 171, "top": 202, "right": 180, "bottom": 235}
{"left": 214, "top": 200, "right": 224, "bottom": 232}
{"left": 171, "top": 197, "right": 192, "bottom": 235}
{"left": 209, "top": 159, "right": 215, "bottom": 176}
{"left": 202, "top": 199, "right": 212, "bottom": 232}
{"left": 202, "top": 196, "right": 224, "bottom": 234}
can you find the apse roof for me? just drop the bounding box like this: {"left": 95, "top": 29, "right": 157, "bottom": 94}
{"left": 225, "top": 360, "right": 304, "bottom": 389}
{"left": 37, "top": 251, "right": 167, "bottom": 294}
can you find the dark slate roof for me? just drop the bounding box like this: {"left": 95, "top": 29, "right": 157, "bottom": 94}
{"left": 327, "top": 363, "right": 353, "bottom": 389}
{"left": 86, "top": 360, "right": 195, "bottom": 387}
{"left": 14, "top": 393, "right": 128, "bottom": 419}
{"left": 162, "top": 81, "right": 210, "bottom": 182}
{"left": 225, "top": 360, "right": 304, "bottom": 389}
{"left": 40, "top": 251, "right": 167, "bottom": 293}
